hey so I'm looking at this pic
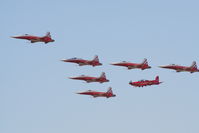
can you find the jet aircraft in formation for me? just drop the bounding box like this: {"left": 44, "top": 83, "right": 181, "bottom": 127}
{"left": 61, "top": 56, "right": 198, "bottom": 97}
{"left": 76, "top": 87, "right": 116, "bottom": 98}
{"left": 111, "top": 58, "right": 151, "bottom": 70}
{"left": 159, "top": 61, "right": 199, "bottom": 73}
{"left": 61, "top": 55, "right": 102, "bottom": 67}
{"left": 11, "top": 33, "right": 198, "bottom": 98}
{"left": 11, "top": 32, "right": 55, "bottom": 44}
{"left": 69, "top": 72, "right": 109, "bottom": 83}
{"left": 129, "top": 76, "right": 162, "bottom": 87}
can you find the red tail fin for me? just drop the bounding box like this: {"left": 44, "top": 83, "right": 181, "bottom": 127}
{"left": 45, "top": 32, "right": 51, "bottom": 37}
{"left": 107, "top": 87, "right": 113, "bottom": 94}
{"left": 100, "top": 72, "right": 106, "bottom": 79}
{"left": 93, "top": 55, "right": 99, "bottom": 62}
{"left": 142, "top": 58, "right": 148, "bottom": 65}
{"left": 155, "top": 76, "right": 159, "bottom": 81}
{"left": 190, "top": 61, "right": 197, "bottom": 69}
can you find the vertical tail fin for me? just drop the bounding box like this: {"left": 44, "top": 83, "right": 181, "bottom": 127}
{"left": 107, "top": 87, "right": 113, "bottom": 94}
{"left": 190, "top": 61, "right": 197, "bottom": 69}
{"left": 100, "top": 72, "right": 106, "bottom": 79}
{"left": 45, "top": 32, "right": 51, "bottom": 37}
{"left": 93, "top": 55, "right": 99, "bottom": 62}
{"left": 155, "top": 76, "right": 159, "bottom": 81}
{"left": 142, "top": 58, "right": 148, "bottom": 65}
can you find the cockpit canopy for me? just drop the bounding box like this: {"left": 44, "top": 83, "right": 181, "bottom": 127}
{"left": 70, "top": 57, "right": 82, "bottom": 60}
{"left": 138, "top": 79, "right": 148, "bottom": 82}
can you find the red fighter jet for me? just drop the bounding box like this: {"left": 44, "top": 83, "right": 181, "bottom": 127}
{"left": 61, "top": 55, "right": 102, "bottom": 67}
{"left": 69, "top": 72, "right": 109, "bottom": 83}
{"left": 76, "top": 87, "right": 116, "bottom": 98}
{"left": 111, "top": 58, "right": 151, "bottom": 70}
{"left": 129, "top": 76, "right": 162, "bottom": 87}
{"left": 11, "top": 32, "right": 55, "bottom": 44}
{"left": 159, "top": 61, "right": 199, "bottom": 73}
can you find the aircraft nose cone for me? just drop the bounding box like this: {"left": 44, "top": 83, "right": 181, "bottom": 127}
{"left": 11, "top": 36, "right": 20, "bottom": 39}
{"left": 60, "top": 59, "right": 66, "bottom": 62}
{"left": 51, "top": 39, "right": 55, "bottom": 42}
{"left": 110, "top": 63, "right": 118, "bottom": 65}
{"left": 112, "top": 94, "right": 116, "bottom": 97}
{"left": 129, "top": 82, "right": 136, "bottom": 86}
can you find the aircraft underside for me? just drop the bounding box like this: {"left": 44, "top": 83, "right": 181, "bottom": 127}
{"left": 30, "top": 39, "right": 41, "bottom": 43}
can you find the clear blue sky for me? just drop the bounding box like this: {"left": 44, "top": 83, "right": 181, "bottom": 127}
{"left": 1, "top": 0, "right": 199, "bottom": 133}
